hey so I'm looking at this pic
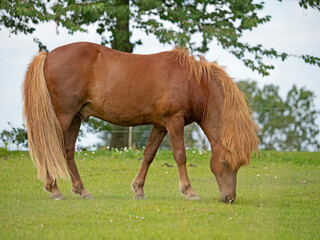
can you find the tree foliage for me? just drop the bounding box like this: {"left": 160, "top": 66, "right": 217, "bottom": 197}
{"left": 238, "top": 80, "right": 320, "bottom": 151}
{"left": 279, "top": 0, "right": 320, "bottom": 11}
{"left": 1, "top": 0, "right": 320, "bottom": 75}
{"left": 0, "top": 123, "right": 28, "bottom": 150}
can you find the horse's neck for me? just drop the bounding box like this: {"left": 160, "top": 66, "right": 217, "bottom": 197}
{"left": 199, "top": 78, "right": 224, "bottom": 145}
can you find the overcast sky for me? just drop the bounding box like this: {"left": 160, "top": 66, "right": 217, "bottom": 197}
{"left": 0, "top": 1, "right": 319, "bottom": 148}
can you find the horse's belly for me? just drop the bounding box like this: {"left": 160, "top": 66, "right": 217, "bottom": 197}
{"left": 81, "top": 94, "right": 164, "bottom": 127}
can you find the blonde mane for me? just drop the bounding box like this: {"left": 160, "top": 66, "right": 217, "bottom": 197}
{"left": 165, "top": 47, "right": 260, "bottom": 169}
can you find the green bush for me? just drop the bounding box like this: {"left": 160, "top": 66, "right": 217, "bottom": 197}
{"left": 0, "top": 142, "right": 9, "bottom": 157}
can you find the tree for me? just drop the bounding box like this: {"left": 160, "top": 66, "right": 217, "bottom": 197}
{"left": 284, "top": 86, "right": 320, "bottom": 150}
{"left": 1, "top": 0, "right": 319, "bottom": 148}
{"left": 0, "top": 123, "right": 28, "bottom": 150}
{"left": 1, "top": 1, "right": 319, "bottom": 74}
{"left": 238, "top": 80, "right": 320, "bottom": 151}
{"left": 240, "top": 81, "right": 289, "bottom": 150}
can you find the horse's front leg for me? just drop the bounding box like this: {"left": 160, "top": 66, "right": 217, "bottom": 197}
{"left": 132, "top": 125, "right": 167, "bottom": 199}
{"left": 166, "top": 116, "right": 200, "bottom": 201}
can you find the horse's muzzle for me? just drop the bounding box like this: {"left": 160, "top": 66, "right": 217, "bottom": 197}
{"left": 221, "top": 195, "right": 236, "bottom": 204}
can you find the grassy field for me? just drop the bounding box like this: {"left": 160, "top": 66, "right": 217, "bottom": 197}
{"left": 0, "top": 149, "right": 319, "bottom": 240}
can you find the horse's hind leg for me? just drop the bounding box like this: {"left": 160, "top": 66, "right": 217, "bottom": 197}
{"left": 44, "top": 170, "right": 64, "bottom": 200}
{"left": 132, "top": 125, "right": 167, "bottom": 199}
{"left": 64, "top": 116, "right": 93, "bottom": 199}
{"left": 43, "top": 115, "right": 92, "bottom": 199}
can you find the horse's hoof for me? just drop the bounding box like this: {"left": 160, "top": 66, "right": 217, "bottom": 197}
{"left": 71, "top": 187, "right": 81, "bottom": 195}
{"left": 132, "top": 193, "right": 145, "bottom": 199}
{"left": 186, "top": 194, "right": 201, "bottom": 201}
{"left": 81, "top": 193, "right": 94, "bottom": 200}
{"left": 50, "top": 193, "right": 65, "bottom": 200}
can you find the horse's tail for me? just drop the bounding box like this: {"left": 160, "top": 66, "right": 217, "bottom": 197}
{"left": 22, "top": 52, "right": 69, "bottom": 181}
{"left": 213, "top": 65, "right": 260, "bottom": 170}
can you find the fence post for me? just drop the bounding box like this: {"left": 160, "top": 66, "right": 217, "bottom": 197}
{"left": 128, "top": 126, "right": 132, "bottom": 148}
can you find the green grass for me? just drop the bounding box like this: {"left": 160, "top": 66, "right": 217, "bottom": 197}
{"left": 0, "top": 149, "right": 319, "bottom": 240}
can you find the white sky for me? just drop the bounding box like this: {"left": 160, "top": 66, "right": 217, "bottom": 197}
{"left": 0, "top": 1, "right": 319, "bottom": 148}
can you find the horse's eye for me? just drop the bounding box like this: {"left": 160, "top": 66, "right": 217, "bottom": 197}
{"left": 221, "top": 162, "right": 228, "bottom": 168}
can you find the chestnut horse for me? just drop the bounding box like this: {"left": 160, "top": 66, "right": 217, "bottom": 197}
{"left": 23, "top": 42, "right": 259, "bottom": 203}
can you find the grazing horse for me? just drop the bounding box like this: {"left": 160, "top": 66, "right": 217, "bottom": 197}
{"left": 23, "top": 42, "right": 259, "bottom": 203}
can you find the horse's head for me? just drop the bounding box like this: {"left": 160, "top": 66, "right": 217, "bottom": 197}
{"left": 210, "top": 145, "right": 238, "bottom": 203}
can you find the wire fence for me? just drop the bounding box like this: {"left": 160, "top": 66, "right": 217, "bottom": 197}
{"left": 77, "top": 126, "right": 208, "bottom": 151}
